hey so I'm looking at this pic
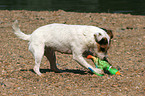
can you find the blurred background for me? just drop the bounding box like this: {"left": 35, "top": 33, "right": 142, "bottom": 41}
{"left": 0, "top": 0, "right": 144, "bottom": 15}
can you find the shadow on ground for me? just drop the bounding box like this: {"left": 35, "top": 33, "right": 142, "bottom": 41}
{"left": 20, "top": 68, "right": 88, "bottom": 75}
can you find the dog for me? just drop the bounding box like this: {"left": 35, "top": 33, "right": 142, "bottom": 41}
{"left": 12, "top": 20, "right": 113, "bottom": 76}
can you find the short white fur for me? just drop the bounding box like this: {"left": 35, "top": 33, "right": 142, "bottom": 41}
{"left": 12, "top": 20, "right": 111, "bottom": 76}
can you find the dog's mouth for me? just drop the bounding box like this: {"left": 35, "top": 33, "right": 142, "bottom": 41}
{"left": 83, "top": 51, "right": 109, "bottom": 62}
{"left": 93, "top": 53, "right": 111, "bottom": 64}
{"left": 102, "top": 57, "right": 109, "bottom": 62}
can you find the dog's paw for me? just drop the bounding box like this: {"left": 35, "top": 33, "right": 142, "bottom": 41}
{"left": 51, "top": 68, "right": 62, "bottom": 73}
{"left": 94, "top": 68, "right": 104, "bottom": 74}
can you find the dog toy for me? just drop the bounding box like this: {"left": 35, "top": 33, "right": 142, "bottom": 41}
{"left": 88, "top": 67, "right": 104, "bottom": 76}
{"left": 87, "top": 55, "right": 121, "bottom": 76}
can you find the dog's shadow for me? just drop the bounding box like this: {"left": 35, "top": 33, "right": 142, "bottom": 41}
{"left": 20, "top": 69, "right": 88, "bottom": 75}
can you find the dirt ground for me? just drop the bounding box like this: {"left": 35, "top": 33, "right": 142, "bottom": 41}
{"left": 0, "top": 10, "right": 145, "bottom": 96}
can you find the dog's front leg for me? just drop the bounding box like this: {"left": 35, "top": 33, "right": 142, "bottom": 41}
{"left": 73, "top": 52, "right": 103, "bottom": 74}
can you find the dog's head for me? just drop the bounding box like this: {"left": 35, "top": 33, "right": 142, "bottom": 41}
{"left": 94, "top": 28, "right": 113, "bottom": 60}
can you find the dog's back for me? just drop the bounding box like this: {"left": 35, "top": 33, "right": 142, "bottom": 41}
{"left": 30, "top": 23, "right": 107, "bottom": 52}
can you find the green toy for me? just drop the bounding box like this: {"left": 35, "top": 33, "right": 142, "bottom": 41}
{"left": 87, "top": 55, "right": 121, "bottom": 76}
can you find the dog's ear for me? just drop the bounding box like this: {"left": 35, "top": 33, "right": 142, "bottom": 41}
{"left": 106, "top": 29, "right": 113, "bottom": 39}
{"left": 101, "top": 28, "right": 113, "bottom": 39}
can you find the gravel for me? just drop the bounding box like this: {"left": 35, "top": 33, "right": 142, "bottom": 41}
{"left": 0, "top": 10, "right": 145, "bottom": 96}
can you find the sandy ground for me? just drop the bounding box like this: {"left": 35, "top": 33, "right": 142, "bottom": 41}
{"left": 0, "top": 10, "right": 145, "bottom": 96}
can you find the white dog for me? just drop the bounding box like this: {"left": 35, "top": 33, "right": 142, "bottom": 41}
{"left": 12, "top": 20, "right": 113, "bottom": 76}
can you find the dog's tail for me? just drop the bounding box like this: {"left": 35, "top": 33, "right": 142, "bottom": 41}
{"left": 12, "top": 20, "right": 31, "bottom": 41}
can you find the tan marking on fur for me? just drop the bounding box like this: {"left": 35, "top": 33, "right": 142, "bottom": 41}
{"left": 97, "top": 37, "right": 109, "bottom": 53}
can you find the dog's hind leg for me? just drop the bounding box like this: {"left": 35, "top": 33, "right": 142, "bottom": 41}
{"left": 44, "top": 47, "right": 61, "bottom": 73}
{"left": 29, "top": 43, "right": 45, "bottom": 76}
